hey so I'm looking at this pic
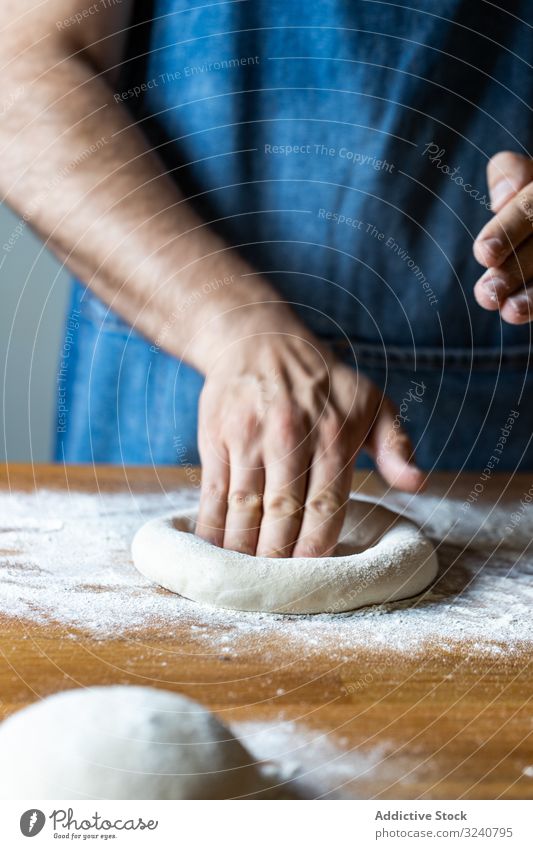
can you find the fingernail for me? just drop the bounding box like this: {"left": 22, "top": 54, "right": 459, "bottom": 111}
{"left": 476, "top": 237, "right": 505, "bottom": 262}
{"left": 490, "top": 178, "right": 516, "bottom": 209}
{"left": 509, "top": 295, "right": 530, "bottom": 316}
{"left": 479, "top": 272, "right": 507, "bottom": 300}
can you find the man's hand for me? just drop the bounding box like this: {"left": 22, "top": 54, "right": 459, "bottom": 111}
{"left": 196, "top": 325, "right": 425, "bottom": 558}
{"left": 473, "top": 151, "right": 533, "bottom": 323}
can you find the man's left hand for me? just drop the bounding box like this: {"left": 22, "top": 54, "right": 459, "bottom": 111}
{"left": 473, "top": 150, "right": 533, "bottom": 323}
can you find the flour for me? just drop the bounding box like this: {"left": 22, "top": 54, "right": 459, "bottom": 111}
{"left": 355, "top": 488, "right": 533, "bottom": 553}
{"left": 233, "top": 720, "right": 427, "bottom": 799}
{"left": 0, "top": 488, "right": 532, "bottom": 655}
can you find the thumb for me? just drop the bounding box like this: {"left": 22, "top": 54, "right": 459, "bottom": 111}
{"left": 487, "top": 151, "right": 533, "bottom": 212}
{"left": 367, "top": 398, "right": 426, "bottom": 492}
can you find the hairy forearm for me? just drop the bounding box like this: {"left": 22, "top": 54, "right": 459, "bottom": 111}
{"left": 0, "top": 15, "right": 297, "bottom": 372}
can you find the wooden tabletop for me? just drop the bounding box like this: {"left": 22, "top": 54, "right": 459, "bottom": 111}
{"left": 0, "top": 463, "right": 532, "bottom": 800}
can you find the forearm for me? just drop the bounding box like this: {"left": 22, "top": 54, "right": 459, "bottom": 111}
{"left": 0, "top": 8, "right": 300, "bottom": 372}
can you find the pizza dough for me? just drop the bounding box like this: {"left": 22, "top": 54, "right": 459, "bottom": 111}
{"left": 132, "top": 497, "right": 438, "bottom": 614}
{"left": 0, "top": 686, "right": 265, "bottom": 799}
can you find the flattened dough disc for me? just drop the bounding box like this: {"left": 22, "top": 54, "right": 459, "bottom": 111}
{"left": 131, "top": 498, "right": 438, "bottom": 614}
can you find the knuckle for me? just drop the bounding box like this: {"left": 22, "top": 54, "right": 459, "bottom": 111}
{"left": 307, "top": 489, "right": 345, "bottom": 517}
{"left": 264, "top": 491, "right": 303, "bottom": 518}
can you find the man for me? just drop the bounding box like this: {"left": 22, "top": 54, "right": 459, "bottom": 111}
{"left": 1, "top": 1, "right": 532, "bottom": 557}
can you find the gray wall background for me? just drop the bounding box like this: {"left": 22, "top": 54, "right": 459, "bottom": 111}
{"left": 0, "top": 203, "right": 70, "bottom": 461}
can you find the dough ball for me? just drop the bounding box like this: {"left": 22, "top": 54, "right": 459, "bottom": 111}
{"left": 0, "top": 686, "right": 264, "bottom": 799}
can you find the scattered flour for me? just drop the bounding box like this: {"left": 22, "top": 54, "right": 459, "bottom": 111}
{"left": 234, "top": 720, "right": 436, "bottom": 799}
{"left": 235, "top": 720, "right": 391, "bottom": 799}
{"left": 1, "top": 487, "right": 532, "bottom": 656}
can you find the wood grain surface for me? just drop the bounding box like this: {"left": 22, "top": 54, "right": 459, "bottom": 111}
{"left": 0, "top": 463, "right": 532, "bottom": 800}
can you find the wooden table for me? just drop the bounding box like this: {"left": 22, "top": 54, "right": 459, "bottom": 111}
{"left": 0, "top": 463, "right": 532, "bottom": 800}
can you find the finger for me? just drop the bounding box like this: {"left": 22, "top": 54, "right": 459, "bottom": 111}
{"left": 255, "top": 408, "right": 310, "bottom": 558}
{"left": 290, "top": 408, "right": 355, "bottom": 558}
{"left": 366, "top": 397, "right": 426, "bottom": 492}
{"left": 486, "top": 151, "right": 533, "bottom": 213}
{"left": 223, "top": 454, "right": 265, "bottom": 554}
{"left": 292, "top": 443, "right": 353, "bottom": 559}
{"left": 196, "top": 445, "right": 230, "bottom": 546}
{"left": 474, "top": 236, "right": 533, "bottom": 311}
{"left": 474, "top": 182, "right": 533, "bottom": 268}
{"left": 500, "top": 284, "right": 533, "bottom": 325}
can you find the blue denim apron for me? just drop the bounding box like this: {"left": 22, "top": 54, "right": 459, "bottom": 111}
{"left": 56, "top": 0, "right": 533, "bottom": 470}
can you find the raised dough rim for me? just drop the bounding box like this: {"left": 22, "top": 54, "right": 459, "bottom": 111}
{"left": 131, "top": 498, "right": 439, "bottom": 614}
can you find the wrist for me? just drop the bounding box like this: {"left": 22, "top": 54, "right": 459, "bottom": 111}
{"left": 186, "top": 285, "right": 314, "bottom": 374}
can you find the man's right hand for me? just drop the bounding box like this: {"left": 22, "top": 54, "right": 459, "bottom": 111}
{"left": 196, "top": 319, "right": 425, "bottom": 558}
